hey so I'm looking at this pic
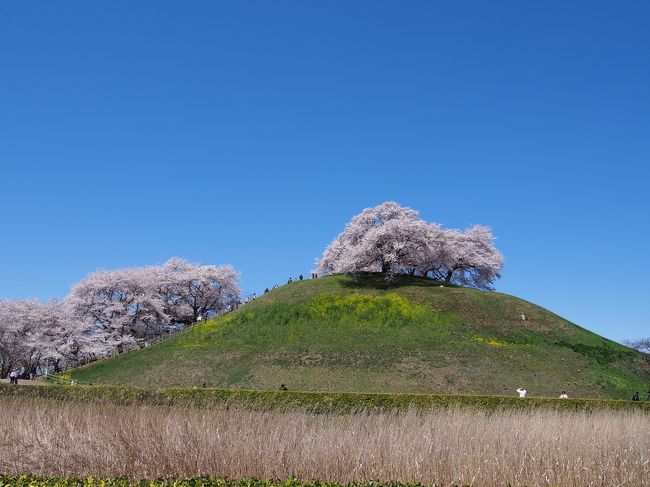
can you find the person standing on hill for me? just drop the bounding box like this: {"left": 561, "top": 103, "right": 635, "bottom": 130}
{"left": 516, "top": 387, "right": 527, "bottom": 398}
{"left": 646, "top": 389, "right": 650, "bottom": 401}
{"left": 559, "top": 391, "right": 568, "bottom": 399}
{"left": 632, "top": 392, "right": 640, "bottom": 401}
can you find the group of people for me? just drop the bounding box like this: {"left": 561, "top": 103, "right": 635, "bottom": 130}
{"left": 242, "top": 273, "right": 319, "bottom": 301}
{"left": 257, "top": 273, "right": 319, "bottom": 297}
{"left": 517, "top": 388, "right": 568, "bottom": 398}
{"left": 631, "top": 391, "right": 650, "bottom": 401}
{"left": 287, "top": 273, "right": 318, "bottom": 284}
{"left": 8, "top": 370, "right": 20, "bottom": 385}
{"left": 518, "top": 387, "right": 650, "bottom": 401}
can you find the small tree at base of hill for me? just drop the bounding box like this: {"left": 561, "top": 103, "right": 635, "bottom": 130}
{"left": 315, "top": 201, "right": 504, "bottom": 289}
{"left": 625, "top": 338, "right": 650, "bottom": 369}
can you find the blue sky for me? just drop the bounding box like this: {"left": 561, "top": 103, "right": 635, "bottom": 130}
{"left": 1, "top": 1, "right": 648, "bottom": 342}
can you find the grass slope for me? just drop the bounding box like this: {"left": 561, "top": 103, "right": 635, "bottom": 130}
{"left": 69, "top": 274, "right": 650, "bottom": 398}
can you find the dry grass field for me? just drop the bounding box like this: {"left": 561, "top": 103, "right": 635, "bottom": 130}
{"left": 1, "top": 397, "right": 649, "bottom": 486}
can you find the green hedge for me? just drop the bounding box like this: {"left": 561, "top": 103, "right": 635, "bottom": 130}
{"left": 1, "top": 383, "right": 649, "bottom": 413}
{"left": 0, "top": 476, "right": 475, "bottom": 487}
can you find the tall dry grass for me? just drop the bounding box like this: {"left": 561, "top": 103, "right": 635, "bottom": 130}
{"left": 0, "top": 397, "right": 648, "bottom": 486}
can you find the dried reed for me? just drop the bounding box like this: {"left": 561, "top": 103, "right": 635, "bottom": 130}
{"left": 1, "top": 397, "right": 648, "bottom": 486}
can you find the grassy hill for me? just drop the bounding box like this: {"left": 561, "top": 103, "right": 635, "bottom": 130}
{"left": 69, "top": 274, "right": 650, "bottom": 398}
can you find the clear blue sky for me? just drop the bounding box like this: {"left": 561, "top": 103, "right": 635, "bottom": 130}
{"left": 1, "top": 1, "right": 648, "bottom": 342}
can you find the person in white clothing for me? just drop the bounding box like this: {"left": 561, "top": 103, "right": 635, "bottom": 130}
{"left": 559, "top": 391, "right": 568, "bottom": 399}
{"left": 516, "top": 387, "right": 527, "bottom": 398}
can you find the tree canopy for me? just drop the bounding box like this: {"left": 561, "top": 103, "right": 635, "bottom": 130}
{"left": 0, "top": 258, "right": 240, "bottom": 377}
{"left": 316, "top": 201, "right": 504, "bottom": 289}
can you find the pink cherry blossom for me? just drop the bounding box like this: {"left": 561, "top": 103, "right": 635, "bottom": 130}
{"left": 316, "top": 202, "right": 503, "bottom": 289}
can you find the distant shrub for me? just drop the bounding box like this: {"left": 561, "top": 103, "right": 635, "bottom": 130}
{"left": 1, "top": 383, "right": 649, "bottom": 414}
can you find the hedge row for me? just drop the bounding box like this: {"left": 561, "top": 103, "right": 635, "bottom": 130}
{"left": 0, "top": 477, "right": 473, "bottom": 487}
{"left": 1, "top": 383, "right": 649, "bottom": 413}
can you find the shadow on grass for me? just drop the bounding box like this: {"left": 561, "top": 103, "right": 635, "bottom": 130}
{"left": 338, "top": 272, "right": 460, "bottom": 290}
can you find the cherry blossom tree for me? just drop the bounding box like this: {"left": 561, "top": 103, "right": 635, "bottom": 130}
{"left": 65, "top": 266, "right": 170, "bottom": 351}
{"left": 65, "top": 258, "right": 241, "bottom": 354}
{"left": 316, "top": 202, "right": 504, "bottom": 289}
{"left": 158, "top": 258, "right": 240, "bottom": 325}
{"left": 318, "top": 202, "right": 430, "bottom": 277}
{"left": 419, "top": 225, "right": 504, "bottom": 289}
{"left": 1, "top": 257, "right": 240, "bottom": 374}
{"left": 0, "top": 299, "right": 83, "bottom": 377}
{"left": 624, "top": 338, "right": 650, "bottom": 368}
{"left": 0, "top": 299, "right": 31, "bottom": 377}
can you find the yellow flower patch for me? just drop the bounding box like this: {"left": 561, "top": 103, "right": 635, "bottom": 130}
{"left": 474, "top": 336, "right": 508, "bottom": 347}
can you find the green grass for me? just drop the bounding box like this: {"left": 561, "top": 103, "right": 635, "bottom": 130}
{"left": 68, "top": 274, "right": 650, "bottom": 399}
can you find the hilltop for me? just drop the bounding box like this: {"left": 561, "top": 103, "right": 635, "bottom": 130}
{"left": 69, "top": 274, "right": 650, "bottom": 398}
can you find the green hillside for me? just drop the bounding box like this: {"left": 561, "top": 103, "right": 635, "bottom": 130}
{"left": 69, "top": 274, "right": 650, "bottom": 398}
